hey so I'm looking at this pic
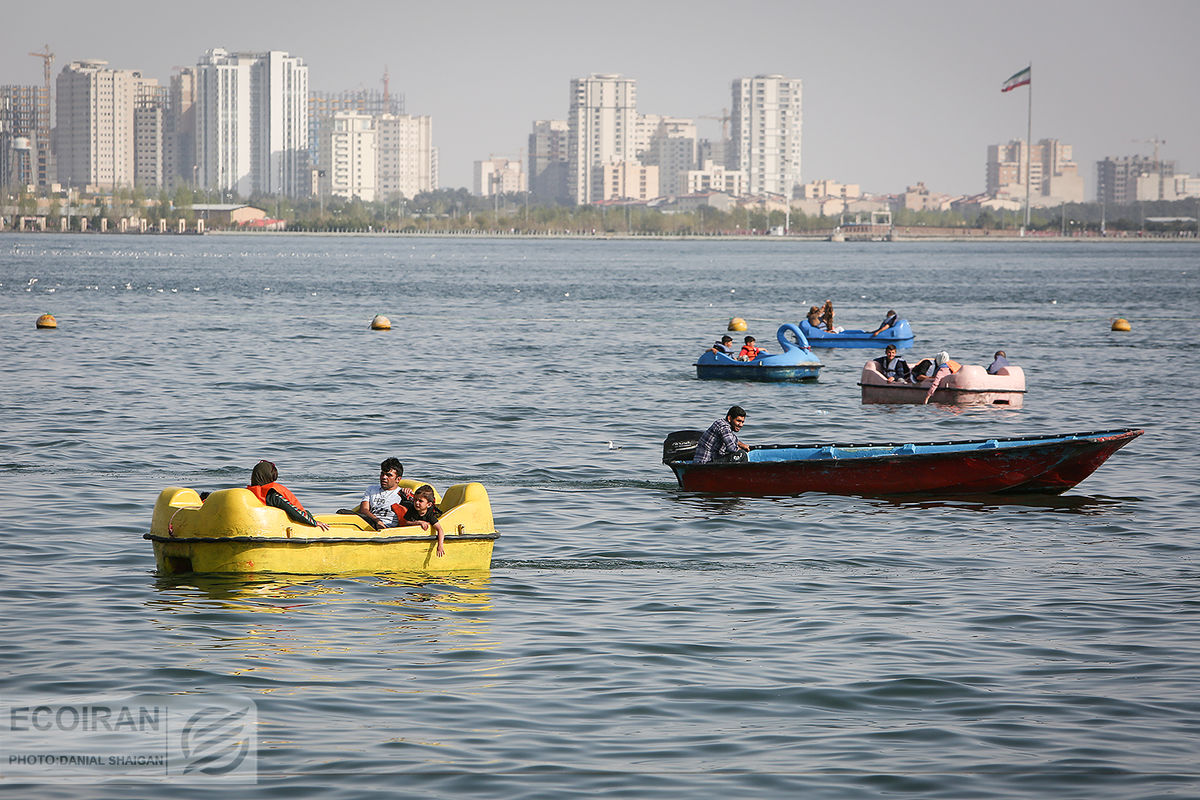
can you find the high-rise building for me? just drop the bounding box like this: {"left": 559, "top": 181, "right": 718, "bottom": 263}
{"left": 528, "top": 119, "right": 568, "bottom": 204}
{"left": 319, "top": 112, "right": 377, "bottom": 201}
{"left": 168, "top": 68, "right": 197, "bottom": 192}
{"left": 195, "top": 48, "right": 309, "bottom": 197}
{"left": 697, "top": 138, "right": 727, "bottom": 170}
{"left": 308, "top": 88, "right": 403, "bottom": 182}
{"left": 986, "top": 138, "right": 1083, "bottom": 205}
{"left": 1096, "top": 155, "right": 1176, "bottom": 205}
{"left": 730, "top": 75, "right": 803, "bottom": 197}
{"left": 567, "top": 74, "right": 637, "bottom": 204}
{"left": 642, "top": 117, "right": 697, "bottom": 197}
{"left": 474, "top": 158, "right": 524, "bottom": 196}
{"left": 0, "top": 85, "right": 50, "bottom": 188}
{"left": 134, "top": 82, "right": 169, "bottom": 190}
{"left": 376, "top": 114, "right": 435, "bottom": 200}
{"left": 54, "top": 60, "right": 158, "bottom": 190}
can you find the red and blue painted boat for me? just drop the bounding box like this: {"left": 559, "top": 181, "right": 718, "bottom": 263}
{"left": 662, "top": 428, "right": 1142, "bottom": 496}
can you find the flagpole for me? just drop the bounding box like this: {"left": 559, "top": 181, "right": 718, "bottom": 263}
{"left": 1024, "top": 62, "right": 1032, "bottom": 233}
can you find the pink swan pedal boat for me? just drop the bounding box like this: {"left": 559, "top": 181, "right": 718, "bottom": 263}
{"left": 859, "top": 361, "right": 1026, "bottom": 407}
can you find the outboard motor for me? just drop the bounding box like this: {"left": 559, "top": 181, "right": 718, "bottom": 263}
{"left": 662, "top": 430, "right": 704, "bottom": 464}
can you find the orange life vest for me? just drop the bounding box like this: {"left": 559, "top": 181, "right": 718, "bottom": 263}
{"left": 247, "top": 481, "right": 308, "bottom": 514}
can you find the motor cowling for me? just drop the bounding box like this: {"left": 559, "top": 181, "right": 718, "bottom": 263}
{"left": 662, "top": 430, "right": 704, "bottom": 463}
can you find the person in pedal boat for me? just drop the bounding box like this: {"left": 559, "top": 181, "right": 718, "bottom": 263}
{"left": 247, "top": 460, "right": 329, "bottom": 530}
{"left": 356, "top": 457, "right": 413, "bottom": 530}
{"left": 391, "top": 484, "right": 446, "bottom": 557}
{"left": 874, "top": 344, "right": 911, "bottom": 382}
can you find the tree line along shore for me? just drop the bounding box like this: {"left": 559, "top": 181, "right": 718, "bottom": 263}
{"left": 3, "top": 186, "right": 1198, "bottom": 238}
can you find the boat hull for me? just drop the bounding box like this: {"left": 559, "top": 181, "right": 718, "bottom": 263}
{"left": 146, "top": 481, "right": 497, "bottom": 575}
{"left": 799, "top": 318, "right": 915, "bottom": 349}
{"left": 696, "top": 364, "right": 819, "bottom": 381}
{"left": 860, "top": 363, "right": 1026, "bottom": 407}
{"left": 664, "top": 429, "right": 1142, "bottom": 496}
{"left": 148, "top": 533, "right": 496, "bottom": 576}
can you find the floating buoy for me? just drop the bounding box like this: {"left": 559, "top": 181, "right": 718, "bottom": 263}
{"left": 728, "top": 317, "right": 747, "bottom": 332}
{"left": 36, "top": 313, "right": 57, "bottom": 329}
{"left": 1111, "top": 318, "right": 1131, "bottom": 332}
{"left": 370, "top": 315, "right": 391, "bottom": 331}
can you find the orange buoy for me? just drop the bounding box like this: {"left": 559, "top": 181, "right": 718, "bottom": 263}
{"left": 1111, "top": 318, "right": 1131, "bottom": 332}
{"left": 370, "top": 315, "right": 391, "bottom": 330}
{"left": 36, "top": 313, "right": 57, "bottom": 329}
{"left": 728, "top": 317, "right": 747, "bottom": 332}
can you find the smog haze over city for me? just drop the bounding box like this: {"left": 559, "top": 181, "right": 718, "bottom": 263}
{"left": 2, "top": 0, "right": 1196, "bottom": 197}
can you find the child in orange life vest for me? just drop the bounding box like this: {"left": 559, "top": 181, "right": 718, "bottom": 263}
{"left": 391, "top": 484, "right": 445, "bottom": 557}
{"left": 738, "top": 336, "right": 765, "bottom": 361}
{"left": 246, "top": 460, "right": 330, "bottom": 530}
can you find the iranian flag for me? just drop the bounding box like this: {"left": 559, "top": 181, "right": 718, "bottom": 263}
{"left": 1001, "top": 66, "right": 1031, "bottom": 93}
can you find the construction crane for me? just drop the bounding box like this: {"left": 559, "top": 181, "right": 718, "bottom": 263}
{"left": 1134, "top": 137, "right": 1167, "bottom": 200}
{"left": 699, "top": 108, "right": 731, "bottom": 141}
{"left": 27, "top": 45, "right": 53, "bottom": 187}
{"left": 28, "top": 44, "right": 53, "bottom": 90}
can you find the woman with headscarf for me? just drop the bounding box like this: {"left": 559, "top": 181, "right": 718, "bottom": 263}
{"left": 922, "top": 351, "right": 961, "bottom": 404}
{"left": 246, "top": 460, "right": 330, "bottom": 530}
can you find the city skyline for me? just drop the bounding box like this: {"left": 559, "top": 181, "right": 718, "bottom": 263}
{"left": 2, "top": 0, "right": 1197, "bottom": 197}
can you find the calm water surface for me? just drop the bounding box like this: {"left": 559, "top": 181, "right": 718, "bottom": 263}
{"left": 2, "top": 234, "right": 1198, "bottom": 798}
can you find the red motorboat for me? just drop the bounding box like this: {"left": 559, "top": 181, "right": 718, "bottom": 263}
{"left": 662, "top": 428, "right": 1143, "bottom": 496}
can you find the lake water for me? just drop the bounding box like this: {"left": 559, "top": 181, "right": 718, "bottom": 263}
{"left": 2, "top": 233, "right": 1198, "bottom": 798}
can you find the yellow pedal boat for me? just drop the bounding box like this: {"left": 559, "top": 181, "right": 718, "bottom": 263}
{"left": 145, "top": 480, "right": 498, "bottom": 576}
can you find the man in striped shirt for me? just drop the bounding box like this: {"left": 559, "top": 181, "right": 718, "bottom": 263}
{"left": 694, "top": 405, "right": 750, "bottom": 463}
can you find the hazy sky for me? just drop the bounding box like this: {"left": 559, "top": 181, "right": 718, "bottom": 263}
{"left": 4, "top": 0, "right": 1197, "bottom": 197}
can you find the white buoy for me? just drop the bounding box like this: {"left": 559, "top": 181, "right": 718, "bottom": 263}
{"left": 370, "top": 315, "right": 392, "bottom": 330}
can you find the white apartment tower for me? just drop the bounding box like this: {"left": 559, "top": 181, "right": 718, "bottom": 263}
{"left": 195, "top": 49, "right": 308, "bottom": 198}
{"left": 730, "top": 75, "right": 803, "bottom": 197}
{"left": 376, "top": 114, "right": 435, "bottom": 200}
{"left": 567, "top": 74, "right": 637, "bottom": 204}
{"left": 55, "top": 60, "right": 158, "bottom": 190}
{"left": 320, "top": 112, "right": 377, "bottom": 201}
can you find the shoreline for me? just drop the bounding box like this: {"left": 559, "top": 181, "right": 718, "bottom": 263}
{"left": 2, "top": 229, "right": 1196, "bottom": 243}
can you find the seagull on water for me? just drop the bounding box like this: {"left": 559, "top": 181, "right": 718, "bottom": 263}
{"left": 606, "top": 441, "right": 622, "bottom": 450}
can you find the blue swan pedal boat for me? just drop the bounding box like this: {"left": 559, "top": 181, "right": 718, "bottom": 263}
{"left": 695, "top": 323, "right": 822, "bottom": 381}
{"left": 798, "top": 318, "right": 915, "bottom": 349}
